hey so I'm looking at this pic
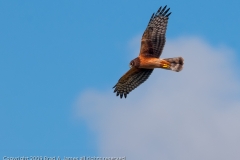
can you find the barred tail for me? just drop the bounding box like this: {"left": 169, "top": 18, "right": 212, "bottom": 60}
{"left": 164, "top": 57, "right": 184, "bottom": 72}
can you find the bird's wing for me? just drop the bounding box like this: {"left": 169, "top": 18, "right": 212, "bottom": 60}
{"left": 113, "top": 67, "right": 153, "bottom": 98}
{"left": 140, "top": 6, "right": 171, "bottom": 58}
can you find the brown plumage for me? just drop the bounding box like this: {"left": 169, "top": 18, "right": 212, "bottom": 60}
{"left": 113, "top": 5, "right": 184, "bottom": 98}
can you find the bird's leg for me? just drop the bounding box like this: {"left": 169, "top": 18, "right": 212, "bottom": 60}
{"left": 159, "top": 59, "right": 171, "bottom": 69}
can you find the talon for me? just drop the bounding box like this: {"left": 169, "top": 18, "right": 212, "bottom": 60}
{"left": 163, "top": 64, "right": 169, "bottom": 68}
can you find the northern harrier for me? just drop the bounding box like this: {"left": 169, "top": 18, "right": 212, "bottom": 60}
{"left": 113, "top": 5, "right": 184, "bottom": 98}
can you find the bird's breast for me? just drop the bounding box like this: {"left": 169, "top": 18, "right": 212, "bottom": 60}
{"left": 139, "top": 57, "right": 168, "bottom": 69}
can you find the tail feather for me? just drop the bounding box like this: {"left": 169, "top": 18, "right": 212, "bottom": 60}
{"left": 163, "top": 57, "right": 184, "bottom": 72}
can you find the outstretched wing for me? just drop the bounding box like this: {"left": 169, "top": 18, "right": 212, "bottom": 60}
{"left": 113, "top": 67, "right": 153, "bottom": 98}
{"left": 140, "top": 5, "right": 171, "bottom": 58}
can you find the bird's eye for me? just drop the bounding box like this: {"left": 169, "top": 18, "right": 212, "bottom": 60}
{"left": 129, "top": 61, "right": 134, "bottom": 68}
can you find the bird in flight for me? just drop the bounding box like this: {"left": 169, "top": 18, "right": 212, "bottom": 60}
{"left": 113, "top": 5, "right": 184, "bottom": 98}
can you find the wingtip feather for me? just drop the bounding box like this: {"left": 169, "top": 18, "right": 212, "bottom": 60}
{"left": 159, "top": 5, "right": 167, "bottom": 14}
{"left": 166, "top": 12, "right": 172, "bottom": 17}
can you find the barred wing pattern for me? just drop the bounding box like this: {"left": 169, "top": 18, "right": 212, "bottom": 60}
{"left": 113, "top": 68, "right": 153, "bottom": 98}
{"left": 140, "top": 6, "right": 171, "bottom": 58}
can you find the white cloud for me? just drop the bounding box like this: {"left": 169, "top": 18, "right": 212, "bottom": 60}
{"left": 75, "top": 36, "right": 240, "bottom": 160}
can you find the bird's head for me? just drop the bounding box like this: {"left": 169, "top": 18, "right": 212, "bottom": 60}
{"left": 129, "top": 57, "right": 140, "bottom": 68}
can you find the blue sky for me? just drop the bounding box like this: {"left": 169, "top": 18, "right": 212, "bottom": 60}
{"left": 1, "top": 0, "right": 240, "bottom": 158}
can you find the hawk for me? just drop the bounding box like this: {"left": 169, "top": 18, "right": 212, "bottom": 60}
{"left": 113, "top": 5, "right": 184, "bottom": 98}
